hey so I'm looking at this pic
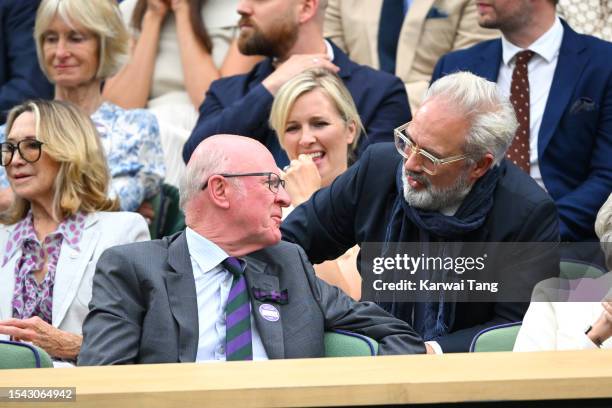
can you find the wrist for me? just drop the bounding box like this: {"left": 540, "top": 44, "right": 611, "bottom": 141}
{"left": 143, "top": 10, "right": 166, "bottom": 27}
{"left": 586, "top": 324, "right": 611, "bottom": 347}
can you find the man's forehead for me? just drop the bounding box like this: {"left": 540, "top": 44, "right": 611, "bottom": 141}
{"left": 409, "top": 99, "right": 470, "bottom": 150}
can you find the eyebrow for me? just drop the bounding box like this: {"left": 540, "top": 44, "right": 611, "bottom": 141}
{"left": 5, "top": 135, "right": 37, "bottom": 142}
{"left": 405, "top": 131, "right": 444, "bottom": 158}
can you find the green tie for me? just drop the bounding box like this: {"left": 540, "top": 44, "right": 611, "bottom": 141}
{"left": 223, "top": 257, "right": 253, "bottom": 361}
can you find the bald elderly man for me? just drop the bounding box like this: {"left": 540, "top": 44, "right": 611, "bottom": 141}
{"left": 79, "top": 135, "right": 426, "bottom": 365}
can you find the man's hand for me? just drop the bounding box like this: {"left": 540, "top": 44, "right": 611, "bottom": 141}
{"left": 262, "top": 54, "right": 339, "bottom": 95}
{"left": 282, "top": 154, "right": 322, "bottom": 206}
{"left": 0, "top": 317, "right": 82, "bottom": 359}
{"left": 425, "top": 343, "right": 436, "bottom": 354}
{"left": 587, "top": 300, "right": 612, "bottom": 346}
{"left": 137, "top": 201, "right": 156, "bottom": 225}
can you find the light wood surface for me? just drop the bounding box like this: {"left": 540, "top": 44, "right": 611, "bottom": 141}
{"left": 1, "top": 350, "right": 612, "bottom": 407}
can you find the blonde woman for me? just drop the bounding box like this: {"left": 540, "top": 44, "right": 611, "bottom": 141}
{"left": 0, "top": 0, "right": 165, "bottom": 213}
{"left": 0, "top": 100, "right": 149, "bottom": 364}
{"left": 270, "top": 68, "right": 362, "bottom": 300}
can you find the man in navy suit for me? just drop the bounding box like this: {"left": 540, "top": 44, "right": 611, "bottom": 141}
{"left": 183, "top": 0, "right": 411, "bottom": 168}
{"left": 431, "top": 0, "right": 612, "bottom": 242}
{"left": 0, "top": 0, "right": 53, "bottom": 124}
{"left": 282, "top": 72, "right": 560, "bottom": 353}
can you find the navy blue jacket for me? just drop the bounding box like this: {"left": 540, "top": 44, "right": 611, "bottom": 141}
{"left": 0, "top": 0, "right": 53, "bottom": 124}
{"left": 431, "top": 21, "right": 612, "bottom": 242}
{"left": 183, "top": 41, "right": 411, "bottom": 167}
{"left": 281, "top": 143, "right": 560, "bottom": 352}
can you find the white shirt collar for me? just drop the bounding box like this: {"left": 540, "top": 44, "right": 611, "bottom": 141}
{"left": 501, "top": 16, "right": 564, "bottom": 65}
{"left": 185, "top": 227, "right": 229, "bottom": 275}
{"left": 323, "top": 39, "right": 335, "bottom": 61}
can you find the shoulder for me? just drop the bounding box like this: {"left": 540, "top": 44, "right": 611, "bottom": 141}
{"left": 439, "top": 38, "right": 500, "bottom": 63}
{"left": 496, "top": 161, "right": 554, "bottom": 209}
{"left": 334, "top": 44, "right": 403, "bottom": 87}
{"left": 247, "top": 241, "right": 306, "bottom": 264}
{"left": 359, "top": 143, "right": 403, "bottom": 175}
{"left": 94, "top": 102, "right": 159, "bottom": 133}
{"left": 90, "top": 211, "right": 148, "bottom": 227}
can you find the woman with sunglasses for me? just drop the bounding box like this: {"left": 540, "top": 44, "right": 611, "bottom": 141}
{"left": 0, "top": 100, "right": 149, "bottom": 365}
{"left": 269, "top": 69, "right": 363, "bottom": 300}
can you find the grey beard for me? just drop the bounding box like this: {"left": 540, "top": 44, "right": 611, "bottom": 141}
{"left": 402, "top": 169, "right": 473, "bottom": 212}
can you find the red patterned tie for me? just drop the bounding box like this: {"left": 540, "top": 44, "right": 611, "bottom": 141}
{"left": 506, "top": 50, "right": 535, "bottom": 172}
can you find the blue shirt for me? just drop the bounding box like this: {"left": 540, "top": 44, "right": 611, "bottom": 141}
{"left": 185, "top": 227, "right": 268, "bottom": 362}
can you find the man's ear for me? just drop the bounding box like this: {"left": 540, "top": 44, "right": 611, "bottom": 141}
{"left": 297, "top": 0, "right": 319, "bottom": 24}
{"left": 207, "top": 175, "right": 231, "bottom": 209}
{"left": 468, "top": 153, "right": 494, "bottom": 183}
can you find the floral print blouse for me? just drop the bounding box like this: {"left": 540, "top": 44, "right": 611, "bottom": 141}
{"left": 3, "top": 211, "right": 86, "bottom": 323}
{"left": 0, "top": 101, "right": 165, "bottom": 211}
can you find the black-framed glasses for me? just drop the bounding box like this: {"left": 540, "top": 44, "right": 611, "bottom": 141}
{"left": 0, "top": 140, "right": 45, "bottom": 167}
{"left": 202, "top": 172, "right": 286, "bottom": 194}
{"left": 394, "top": 122, "right": 468, "bottom": 175}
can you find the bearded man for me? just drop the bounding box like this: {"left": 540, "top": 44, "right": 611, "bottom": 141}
{"left": 282, "top": 72, "right": 560, "bottom": 353}
{"left": 182, "top": 0, "right": 411, "bottom": 168}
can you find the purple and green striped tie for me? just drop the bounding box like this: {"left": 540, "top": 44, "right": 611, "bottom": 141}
{"left": 223, "top": 257, "right": 253, "bottom": 361}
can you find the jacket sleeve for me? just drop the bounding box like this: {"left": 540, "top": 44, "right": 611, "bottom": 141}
{"left": 78, "top": 247, "right": 145, "bottom": 365}
{"left": 298, "top": 245, "right": 426, "bottom": 355}
{"left": 0, "top": 0, "right": 53, "bottom": 123}
{"left": 183, "top": 81, "right": 274, "bottom": 162}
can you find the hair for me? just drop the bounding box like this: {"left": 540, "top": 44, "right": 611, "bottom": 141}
{"left": 131, "top": 0, "right": 212, "bottom": 53}
{"left": 179, "top": 146, "right": 237, "bottom": 212}
{"left": 34, "top": 0, "right": 129, "bottom": 80}
{"left": 424, "top": 71, "right": 518, "bottom": 167}
{"left": 1, "top": 100, "right": 119, "bottom": 224}
{"left": 269, "top": 68, "right": 364, "bottom": 161}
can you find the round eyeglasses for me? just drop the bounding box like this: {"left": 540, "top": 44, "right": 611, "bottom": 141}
{"left": 0, "top": 140, "right": 45, "bottom": 167}
{"left": 394, "top": 122, "right": 468, "bottom": 175}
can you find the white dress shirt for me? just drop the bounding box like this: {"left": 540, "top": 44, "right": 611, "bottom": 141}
{"left": 497, "top": 17, "right": 564, "bottom": 190}
{"left": 185, "top": 227, "right": 268, "bottom": 362}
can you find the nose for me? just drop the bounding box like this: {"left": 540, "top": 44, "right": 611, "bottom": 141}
{"left": 237, "top": 0, "right": 251, "bottom": 15}
{"left": 55, "top": 38, "right": 70, "bottom": 59}
{"left": 275, "top": 184, "right": 291, "bottom": 207}
{"left": 298, "top": 126, "right": 317, "bottom": 147}
{"left": 403, "top": 148, "right": 423, "bottom": 174}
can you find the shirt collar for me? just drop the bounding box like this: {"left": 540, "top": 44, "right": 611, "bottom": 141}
{"left": 501, "top": 16, "right": 564, "bottom": 65}
{"left": 185, "top": 227, "right": 230, "bottom": 275}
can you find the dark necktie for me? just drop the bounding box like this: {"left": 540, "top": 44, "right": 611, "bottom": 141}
{"left": 506, "top": 50, "right": 535, "bottom": 172}
{"left": 378, "top": 0, "right": 407, "bottom": 74}
{"left": 224, "top": 257, "right": 253, "bottom": 361}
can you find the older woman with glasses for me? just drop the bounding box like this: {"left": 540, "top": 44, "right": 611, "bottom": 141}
{"left": 0, "top": 100, "right": 149, "bottom": 365}
{"left": 0, "top": 0, "right": 164, "bottom": 215}
{"left": 270, "top": 69, "right": 362, "bottom": 300}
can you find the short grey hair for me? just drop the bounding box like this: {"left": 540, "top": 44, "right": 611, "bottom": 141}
{"left": 179, "top": 148, "right": 228, "bottom": 210}
{"left": 424, "top": 71, "right": 518, "bottom": 166}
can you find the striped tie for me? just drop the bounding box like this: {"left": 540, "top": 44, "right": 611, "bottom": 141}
{"left": 224, "top": 257, "right": 253, "bottom": 361}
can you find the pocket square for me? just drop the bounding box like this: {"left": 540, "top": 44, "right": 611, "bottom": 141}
{"left": 569, "top": 97, "right": 597, "bottom": 114}
{"left": 426, "top": 6, "right": 449, "bottom": 19}
{"left": 252, "top": 287, "right": 289, "bottom": 304}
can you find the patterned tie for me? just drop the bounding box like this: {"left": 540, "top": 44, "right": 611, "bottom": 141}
{"left": 223, "top": 257, "right": 253, "bottom": 361}
{"left": 506, "top": 50, "right": 535, "bottom": 172}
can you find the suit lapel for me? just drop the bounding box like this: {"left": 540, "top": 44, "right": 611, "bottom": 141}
{"left": 473, "top": 41, "right": 502, "bottom": 82}
{"left": 244, "top": 256, "right": 284, "bottom": 359}
{"left": 396, "top": 0, "right": 435, "bottom": 77}
{"left": 52, "top": 213, "right": 101, "bottom": 328}
{"left": 165, "top": 232, "right": 199, "bottom": 362}
{"left": 538, "top": 23, "right": 587, "bottom": 155}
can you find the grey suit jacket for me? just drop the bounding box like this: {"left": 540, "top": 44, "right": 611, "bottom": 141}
{"left": 79, "top": 232, "right": 425, "bottom": 364}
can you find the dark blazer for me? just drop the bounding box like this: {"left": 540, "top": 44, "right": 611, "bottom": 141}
{"left": 430, "top": 20, "right": 612, "bottom": 242}
{"left": 78, "top": 232, "right": 425, "bottom": 365}
{"left": 281, "top": 143, "right": 560, "bottom": 352}
{"left": 183, "top": 41, "right": 411, "bottom": 167}
{"left": 0, "top": 0, "right": 53, "bottom": 124}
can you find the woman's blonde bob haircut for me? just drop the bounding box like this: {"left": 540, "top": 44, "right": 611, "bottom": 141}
{"left": 34, "top": 0, "right": 129, "bottom": 80}
{"left": 1, "top": 100, "right": 118, "bottom": 225}
{"left": 269, "top": 68, "right": 364, "bottom": 158}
